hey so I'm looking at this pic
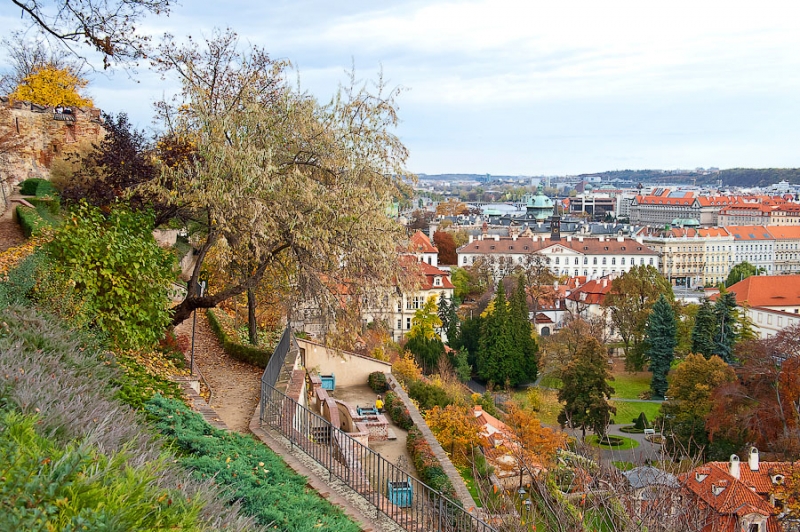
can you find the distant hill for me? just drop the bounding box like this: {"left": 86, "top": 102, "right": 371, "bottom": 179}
{"left": 578, "top": 168, "right": 800, "bottom": 188}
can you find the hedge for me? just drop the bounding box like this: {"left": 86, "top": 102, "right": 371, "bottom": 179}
{"left": 368, "top": 371, "right": 388, "bottom": 393}
{"left": 383, "top": 391, "right": 413, "bottom": 430}
{"left": 206, "top": 308, "right": 272, "bottom": 367}
{"left": 19, "top": 178, "right": 57, "bottom": 197}
{"left": 15, "top": 205, "right": 44, "bottom": 237}
{"left": 407, "top": 425, "right": 458, "bottom": 501}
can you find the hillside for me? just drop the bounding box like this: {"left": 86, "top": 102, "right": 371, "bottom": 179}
{"left": 577, "top": 168, "right": 800, "bottom": 187}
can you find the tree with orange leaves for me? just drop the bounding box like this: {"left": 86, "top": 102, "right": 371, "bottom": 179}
{"left": 503, "top": 403, "right": 565, "bottom": 475}
{"left": 425, "top": 404, "right": 481, "bottom": 465}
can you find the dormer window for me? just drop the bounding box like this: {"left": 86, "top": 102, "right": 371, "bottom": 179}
{"left": 434, "top": 277, "right": 442, "bottom": 287}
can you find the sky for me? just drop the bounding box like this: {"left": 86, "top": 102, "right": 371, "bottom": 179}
{"left": 2, "top": 0, "right": 800, "bottom": 176}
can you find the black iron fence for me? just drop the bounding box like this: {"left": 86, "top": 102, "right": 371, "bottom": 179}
{"left": 258, "top": 332, "right": 496, "bottom": 532}
{"left": 261, "top": 326, "right": 297, "bottom": 389}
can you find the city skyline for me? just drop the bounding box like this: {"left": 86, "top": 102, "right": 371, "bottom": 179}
{"left": 2, "top": 0, "right": 799, "bottom": 176}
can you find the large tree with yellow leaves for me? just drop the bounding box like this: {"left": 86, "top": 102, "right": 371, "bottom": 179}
{"left": 9, "top": 65, "right": 92, "bottom": 107}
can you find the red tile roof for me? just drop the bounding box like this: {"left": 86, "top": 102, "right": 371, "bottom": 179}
{"left": 724, "top": 275, "right": 800, "bottom": 308}
{"left": 766, "top": 226, "right": 800, "bottom": 239}
{"left": 409, "top": 231, "right": 438, "bottom": 253}
{"left": 724, "top": 226, "right": 774, "bottom": 241}
{"left": 679, "top": 464, "right": 775, "bottom": 522}
{"left": 566, "top": 277, "right": 615, "bottom": 306}
{"left": 416, "top": 260, "right": 455, "bottom": 290}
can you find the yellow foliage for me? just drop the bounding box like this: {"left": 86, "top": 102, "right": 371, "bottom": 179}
{"left": 9, "top": 66, "right": 93, "bottom": 108}
{"left": 392, "top": 350, "right": 422, "bottom": 387}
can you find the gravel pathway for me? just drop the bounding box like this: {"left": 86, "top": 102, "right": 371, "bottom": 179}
{"left": 0, "top": 198, "right": 26, "bottom": 252}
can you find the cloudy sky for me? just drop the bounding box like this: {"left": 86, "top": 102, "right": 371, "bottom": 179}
{"left": 3, "top": 0, "right": 800, "bottom": 175}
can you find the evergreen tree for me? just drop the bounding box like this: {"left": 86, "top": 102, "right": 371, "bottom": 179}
{"left": 510, "top": 277, "right": 538, "bottom": 382}
{"left": 438, "top": 293, "right": 459, "bottom": 346}
{"left": 557, "top": 336, "right": 616, "bottom": 438}
{"left": 645, "top": 294, "right": 677, "bottom": 398}
{"left": 714, "top": 292, "right": 738, "bottom": 363}
{"left": 691, "top": 299, "right": 716, "bottom": 359}
{"left": 476, "top": 282, "right": 513, "bottom": 386}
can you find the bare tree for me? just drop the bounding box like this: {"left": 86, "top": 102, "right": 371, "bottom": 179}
{"left": 9, "top": 0, "right": 170, "bottom": 68}
{"left": 0, "top": 31, "right": 86, "bottom": 94}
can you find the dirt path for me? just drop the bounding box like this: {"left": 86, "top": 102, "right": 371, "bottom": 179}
{"left": 175, "top": 312, "right": 263, "bottom": 432}
{"left": 0, "top": 199, "right": 26, "bottom": 252}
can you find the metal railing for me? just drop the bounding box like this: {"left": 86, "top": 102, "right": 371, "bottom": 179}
{"left": 261, "top": 326, "right": 297, "bottom": 389}
{"left": 259, "top": 380, "right": 495, "bottom": 532}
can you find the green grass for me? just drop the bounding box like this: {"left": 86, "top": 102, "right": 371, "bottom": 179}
{"left": 538, "top": 374, "right": 563, "bottom": 388}
{"left": 456, "top": 465, "right": 482, "bottom": 508}
{"left": 607, "top": 371, "right": 652, "bottom": 399}
{"left": 585, "top": 435, "right": 639, "bottom": 450}
{"left": 612, "top": 461, "right": 636, "bottom": 471}
{"left": 610, "top": 400, "right": 662, "bottom": 425}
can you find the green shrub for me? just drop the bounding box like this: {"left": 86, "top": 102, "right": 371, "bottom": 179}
{"left": 633, "top": 412, "right": 649, "bottom": 430}
{"left": 146, "top": 395, "right": 360, "bottom": 532}
{"left": 406, "top": 425, "right": 458, "bottom": 501}
{"left": 0, "top": 410, "right": 207, "bottom": 531}
{"left": 368, "top": 371, "right": 388, "bottom": 393}
{"left": 383, "top": 391, "right": 413, "bottom": 430}
{"left": 16, "top": 205, "right": 44, "bottom": 237}
{"left": 206, "top": 309, "right": 272, "bottom": 367}
{"left": 45, "top": 203, "right": 177, "bottom": 350}
{"left": 19, "top": 178, "right": 53, "bottom": 196}
{"left": 28, "top": 196, "right": 60, "bottom": 216}
{"left": 408, "top": 380, "right": 451, "bottom": 412}
{"left": 0, "top": 251, "right": 45, "bottom": 307}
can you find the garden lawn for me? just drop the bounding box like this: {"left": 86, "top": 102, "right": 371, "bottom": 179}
{"left": 610, "top": 400, "right": 662, "bottom": 426}
{"left": 456, "top": 465, "right": 482, "bottom": 508}
{"left": 585, "top": 435, "right": 639, "bottom": 450}
{"left": 607, "top": 371, "right": 652, "bottom": 399}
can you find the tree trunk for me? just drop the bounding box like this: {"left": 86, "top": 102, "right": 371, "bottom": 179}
{"left": 248, "top": 287, "right": 258, "bottom": 346}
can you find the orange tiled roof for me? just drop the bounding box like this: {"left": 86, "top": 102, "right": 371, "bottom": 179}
{"left": 566, "top": 277, "right": 615, "bottom": 306}
{"left": 409, "top": 231, "right": 438, "bottom": 254}
{"left": 724, "top": 226, "right": 774, "bottom": 241}
{"left": 766, "top": 226, "right": 800, "bottom": 239}
{"left": 679, "top": 465, "right": 774, "bottom": 518}
{"left": 724, "top": 275, "right": 800, "bottom": 308}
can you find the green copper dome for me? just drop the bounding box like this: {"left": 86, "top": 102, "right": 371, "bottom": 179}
{"left": 525, "top": 185, "right": 555, "bottom": 221}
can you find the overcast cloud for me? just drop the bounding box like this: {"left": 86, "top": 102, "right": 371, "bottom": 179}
{"left": 2, "top": 0, "right": 799, "bottom": 175}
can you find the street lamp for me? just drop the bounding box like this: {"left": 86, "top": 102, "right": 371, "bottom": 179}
{"left": 189, "top": 279, "right": 207, "bottom": 375}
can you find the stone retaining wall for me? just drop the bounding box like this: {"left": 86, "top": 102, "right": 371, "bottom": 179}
{"left": 385, "top": 373, "right": 479, "bottom": 512}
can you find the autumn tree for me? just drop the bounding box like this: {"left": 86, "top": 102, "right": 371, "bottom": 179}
{"left": 9, "top": 65, "right": 92, "bottom": 107}
{"left": 425, "top": 404, "right": 480, "bottom": 465}
{"left": 603, "top": 265, "right": 673, "bottom": 371}
{"left": 432, "top": 230, "right": 457, "bottom": 265}
{"left": 435, "top": 199, "right": 469, "bottom": 217}
{"left": 0, "top": 32, "right": 85, "bottom": 94}
{"left": 146, "top": 30, "right": 410, "bottom": 327}
{"left": 518, "top": 254, "right": 557, "bottom": 319}
{"left": 405, "top": 295, "right": 444, "bottom": 373}
{"left": 558, "top": 335, "right": 616, "bottom": 439}
{"left": 645, "top": 294, "right": 677, "bottom": 398}
{"left": 659, "top": 353, "right": 736, "bottom": 459}
{"left": 503, "top": 403, "right": 565, "bottom": 489}
{"left": 10, "top": 0, "right": 171, "bottom": 68}
{"left": 708, "top": 326, "right": 800, "bottom": 457}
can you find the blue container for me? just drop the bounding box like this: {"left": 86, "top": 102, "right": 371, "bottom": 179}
{"left": 320, "top": 374, "right": 335, "bottom": 391}
{"left": 388, "top": 478, "right": 413, "bottom": 508}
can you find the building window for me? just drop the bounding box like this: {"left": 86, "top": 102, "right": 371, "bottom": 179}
{"left": 406, "top": 317, "right": 412, "bottom": 329}
{"left": 434, "top": 277, "right": 442, "bottom": 287}
{"left": 611, "top": 257, "right": 616, "bottom": 265}
{"left": 649, "top": 258, "right": 653, "bottom": 265}
{"left": 593, "top": 257, "right": 598, "bottom": 265}
{"left": 584, "top": 257, "right": 588, "bottom": 265}
{"left": 621, "top": 257, "right": 626, "bottom": 265}
{"left": 602, "top": 257, "right": 607, "bottom": 265}
{"left": 397, "top": 319, "right": 402, "bottom": 330}
{"left": 574, "top": 257, "right": 579, "bottom": 265}
{"left": 555, "top": 257, "right": 560, "bottom": 265}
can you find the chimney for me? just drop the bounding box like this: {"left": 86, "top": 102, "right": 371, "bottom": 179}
{"left": 473, "top": 405, "right": 482, "bottom": 413}
{"left": 749, "top": 447, "right": 759, "bottom": 471}
{"left": 494, "top": 234, "right": 500, "bottom": 241}
{"left": 599, "top": 236, "right": 605, "bottom": 242}
{"left": 602, "top": 279, "right": 608, "bottom": 288}
{"left": 566, "top": 235, "right": 572, "bottom": 242}
{"left": 578, "top": 236, "right": 584, "bottom": 243}
{"left": 729, "top": 454, "right": 741, "bottom": 479}
{"left": 617, "top": 236, "right": 624, "bottom": 242}
{"left": 512, "top": 235, "right": 517, "bottom": 241}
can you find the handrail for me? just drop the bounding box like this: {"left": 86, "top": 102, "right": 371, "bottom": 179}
{"left": 258, "top": 329, "right": 495, "bottom": 532}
